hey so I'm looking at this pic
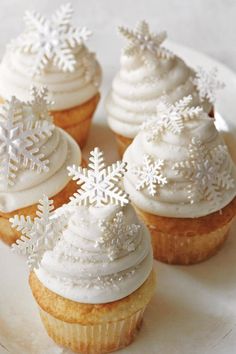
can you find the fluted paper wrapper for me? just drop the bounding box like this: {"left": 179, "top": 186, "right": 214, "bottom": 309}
{"left": 136, "top": 207, "right": 234, "bottom": 265}
{"left": 39, "top": 306, "right": 146, "bottom": 354}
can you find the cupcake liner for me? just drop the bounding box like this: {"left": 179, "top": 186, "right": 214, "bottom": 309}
{"left": 39, "top": 306, "right": 146, "bottom": 354}
{"left": 135, "top": 206, "right": 235, "bottom": 265}
{"left": 52, "top": 93, "right": 100, "bottom": 148}
{"left": 114, "top": 133, "right": 133, "bottom": 157}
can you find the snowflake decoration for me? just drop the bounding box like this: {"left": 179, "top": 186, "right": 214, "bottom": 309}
{"left": 29, "top": 86, "right": 53, "bottom": 122}
{"left": 118, "top": 20, "right": 174, "bottom": 65}
{"left": 173, "top": 137, "right": 235, "bottom": 204}
{"left": 12, "top": 3, "right": 92, "bottom": 76}
{"left": 142, "top": 95, "right": 203, "bottom": 142}
{"left": 133, "top": 155, "right": 168, "bottom": 196}
{"left": 68, "top": 147, "right": 128, "bottom": 207}
{"left": 95, "top": 211, "right": 140, "bottom": 261}
{"left": 0, "top": 97, "right": 54, "bottom": 187}
{"left": 82, "top": 51, "right": 100, "bottom": 87}
{"left": 11, "top": 196, "right": 67, "bottom": 270}
{"left": 193, "top": 67, "right": 225, "bottom": 103}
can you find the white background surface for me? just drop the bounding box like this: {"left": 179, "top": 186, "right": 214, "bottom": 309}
{"left": 0, "top": 1, "right": 236, "bottom": 354}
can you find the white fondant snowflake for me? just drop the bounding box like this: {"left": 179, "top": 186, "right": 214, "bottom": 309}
{"left": 95, "top": 211, "right": 140, "bottom": 261}
{"left": 143, "top": 95, "right": 203, "bottom": 142}
{"left": 118, "top": 20, "right": 174, "bottom": 65}
{"left": 173, "top": 137, "right": 235, "bottom": 204}
{"left": 193, "top": 67, "right": 225, "bottom": 103}
{"left": 68, "top": 147, "right": 128, "bottom": 207}
{"left": 13, "top": 3, "right": 92, "bottom": 76}
{"left": 133, "top": 155, "right": 168, "bottom": 196}
{"left": 30, "top": 86, "right": 52, "bottom": 122}
{"left": 11, "top": 196, "right": 67, "bottom": 270}
{"left": 0, "top": 97, "right": 54, "bottom": 187}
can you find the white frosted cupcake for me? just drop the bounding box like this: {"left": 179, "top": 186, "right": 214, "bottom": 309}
{"left": 0, "top": 3, "right": 102, "bottom": 147}
{"left": 123, "top": 96, "right": 236, "bottom": 264}
{"left": 0, "top": 87, "right": 81, "bottom": 245}
{"left": 106, "top": 20, "right": 224, "bottom": 155}
{"left": 11, "top": 148, "right": 155, "bottom": 354}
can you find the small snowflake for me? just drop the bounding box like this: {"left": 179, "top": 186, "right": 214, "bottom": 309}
{"left": 95, "top": 211, "right": 140, "bottom": 261}
{"left": 118, "top": 20, "right": 174, "bottom": 65}
{"left": 68, "top": 147, "right": 128, "bottom": 207}
{"left": 82, "top": 51, "right": 100, "bottom": 87}
{"left": 0, "top": 97, "right": 54, "bottom": 187}
{"left": 143, "top": 95, "right": 203, "bottom": 142}
{"left": 133, "top": 155, "right": 168, "bottom": 196}
{"left": 173, "top": 137, "right": 235, "bottom": 204}
{"left": 12, "top": 3, "right": 92, "bottom": 76}
{"left": 11, "top": 196, "right": 67, "bottom": 270}
{"left": 29, "top": 86, "right": 53, "bottom": 122}
{"left": 193, "top": 67, "right": 225, "bottom": 103}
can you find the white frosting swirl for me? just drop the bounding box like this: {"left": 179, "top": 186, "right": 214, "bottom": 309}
{"left": 0, "top": 46, "right": 102, "bottom": 110}
{"left": 106, "top": 54, "right": 212, "bottom": 138}
{"left": 123, "top": 113, "right": 236, "bottom": 218}
{"left": 0, "top": 128, "right": 81, "bottom": 213}
{"left": 35, "top": 204, "right": 153, "bottom": 304}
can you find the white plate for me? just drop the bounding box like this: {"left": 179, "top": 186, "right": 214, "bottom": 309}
{"left": 1, "top": 42, "right": 236, "bottom": 354}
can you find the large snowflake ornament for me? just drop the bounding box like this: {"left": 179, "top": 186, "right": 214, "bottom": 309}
{"left": 95, "top": 211, "right": 140, "bottom": 261}
{"left": 173, "top": 137, "right": 235, "bottom": 204}
{"left": 13, "top": 3, "right": 92, "bottom": 76}
{"left": 133, "top": 155, "right": 168, "bottom": 196}
{"left": 11, "top": 196, "right": 67, "bottom": 270}
{"left": 143, "top": 95, "right": 203, "bottom": 142}
{"left": 68, "top": 147, "right": 128, "bottom": 207}
{"left": 193, "top": 67, "right": 225, "bottom": 103}
{"left": 118, "top": 20, "right": 174, "bottom": 65}
{"left": 0, "top": 97, "right": 54, "bottom": 187}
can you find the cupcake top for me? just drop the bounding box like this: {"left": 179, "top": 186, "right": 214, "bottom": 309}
{"left": 106, "top": 20, "right": 224, "bottom": 139}
{"left": 11, "top": 148, "right": 153, "bottom": 304}
{"left": 123, "top": 95, "right": 236, "bottom": 218}
{"left": 0, "top": 87, "right": 81, "bottom": 212}
{"left": 0, "top": 3, "right": 102, "bottom": 110}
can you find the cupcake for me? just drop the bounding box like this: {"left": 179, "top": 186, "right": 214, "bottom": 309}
{"left": 11, "top": 148, "right": 155, "bottom": 354}
{"left": 0, "top": 88, "right": 82, "bottom": 245}
{"left": 0, "top": 3, "right": 102, "bottom": 148}
{"left": 106, "top": 20, "right": 224, "bottom": 156}
{"left": 123, "top": 95, "right": 236, "bottom": 264}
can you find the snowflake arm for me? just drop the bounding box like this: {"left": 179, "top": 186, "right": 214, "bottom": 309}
{"left": 68, "top": 147, "right": 128, "bottom": 207}
{"left": 193, "top": 67, "right": 225, "bottom": 103}
{"left": 11, "top": 196, "right": 66, "bottom": 270}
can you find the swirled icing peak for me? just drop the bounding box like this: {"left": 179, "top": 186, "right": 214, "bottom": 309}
{"left": 0, "top": 87, "right": 82, "bottom": 212}
{"left": 11, "top": 3, "right": 92, "bottom": 76}
{"left": 106, "top": 21, "right": 224, "bottom": 139}
{"left": 68, "top": 147, "right": 129, "bottom": 207}
{"left": 123, "top": 97, "right": 236, "bottom": 217}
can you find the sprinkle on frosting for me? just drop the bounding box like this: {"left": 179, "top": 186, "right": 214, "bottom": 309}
{"left": 118, "top": 20, "right": 174, "bottom": 65}
{"left": 95, "top": 211, "right": 141, "bottom": 261}
{"left": 193, "top": 66, "right": 225, "bottom": 103}
{"left": 12, "top": 3, "right": 92, "bottom": 76}
{"left": 142, "top": 95, "right": 203, "bottom": 142}
{"left": 68, "top": 147, "right": 128, "bottom": 207}
{"left": 0, "top": 95, "right": 54, "bottom": 188}
{"left": 133, "top": 155, "right": 168, "bottom": 196}
{"left": 173, "top": 137, "right": 235, "bottom": 205}
{"left": 11, "top": 195, "right": 67, "bottom": 270}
